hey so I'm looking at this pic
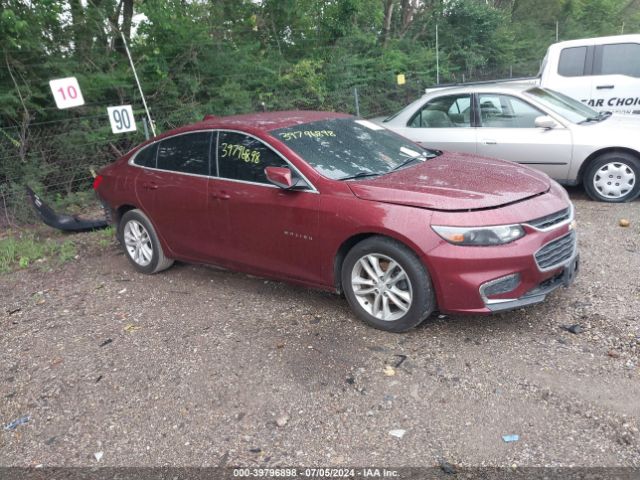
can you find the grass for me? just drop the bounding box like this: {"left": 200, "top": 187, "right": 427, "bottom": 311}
{"left": 0, "top": 233, "right": 77, "bottom": 273}
{"left": 0, "top": 224, "right": 116, "bottom": 274}
{"left": 89, "top": 225, "right": 116, "bottom": 248}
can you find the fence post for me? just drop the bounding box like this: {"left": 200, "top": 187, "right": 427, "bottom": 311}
{"left": 436, "top": 23, "right": 440, "bottom": 85}
{"left": 354, "top": 87, "right": 360, "bottom": 117}
{"left": 142, "top": 117, "right": 150, "bottom": 140}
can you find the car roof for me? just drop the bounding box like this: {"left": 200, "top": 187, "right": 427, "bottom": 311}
{"left": 126, "top": 110, "right": 354, "bottom": 158}
{"left": 423, "top": 81, "right": 535, "bottom": 97}
{"left": 549, "top": 33, "right": 640, "bottom": 49}
{"left": 198, "top": 110, "right": 353, "bottom": 132}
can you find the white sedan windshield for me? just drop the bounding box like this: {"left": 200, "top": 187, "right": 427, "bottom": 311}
{"left": 525, "top": 87, "right": 601, "bottom": 124}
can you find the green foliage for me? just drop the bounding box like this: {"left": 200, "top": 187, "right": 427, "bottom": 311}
{"left": 1, "top": 0, "right": 638, "bottom": 224}
{"left": 92, "top": 225, "right": 115, "bottom": 248}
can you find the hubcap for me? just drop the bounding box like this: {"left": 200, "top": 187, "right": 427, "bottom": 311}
{"left": 351, "top": 253, "right": 413, "bottom": 322}
{"left": 123, "top": 220, "right": 153, "bottom": 267}
{"left": 593, "top": 162, "right": 635, "bottom": 199}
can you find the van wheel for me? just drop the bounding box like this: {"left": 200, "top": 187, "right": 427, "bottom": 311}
{"left": 341, "top": 236, "right": 435, "bottom": 332}
{"left": 118, "top": 209, "right": 174, "bottom": 274}
{"left": 584, "top": 152, "right": 640, "bottom": 202}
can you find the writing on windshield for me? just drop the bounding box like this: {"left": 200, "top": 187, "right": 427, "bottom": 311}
{"left": 272, "top": 118, "right": 438, "bottom": 180}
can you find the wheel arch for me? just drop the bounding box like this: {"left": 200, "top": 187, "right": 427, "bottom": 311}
{"left": 114, "top": 204, "right": 137, "bottom": 225}
{"left": 577, "top": 147, "right": 640, "bottom": 185}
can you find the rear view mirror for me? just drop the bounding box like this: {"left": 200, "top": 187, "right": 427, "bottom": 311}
{"left": 265, "top": 166, "right": 306, "bottom": 189}
{"left": 535, "top": 115, "right": 558, "bottom": 129}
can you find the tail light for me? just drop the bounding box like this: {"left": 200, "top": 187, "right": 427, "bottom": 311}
{"left": 93, "top": 175, "right": 104, "bottom": 191}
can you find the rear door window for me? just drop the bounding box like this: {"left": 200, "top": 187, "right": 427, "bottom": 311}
{"left": 595, "top": 43, "right": 640, "bottom": 77}
{"left": 408, "top": 94, "right": 472, "bottom": 128}
{"left": 157, "top": 132, "right": 211, "bottom": 176}
{"left": 217, "top": 132, "right": 288, "bottom": 184}
{"left": 558, "top": 46, "right": 587, "bottom": 77}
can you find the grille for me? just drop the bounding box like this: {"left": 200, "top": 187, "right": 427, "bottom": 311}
{"left": 526, "top": 208, "right": 571, "bottom": 230}
{"left": 535, "top": 231, "right": 576, "bottom": 270}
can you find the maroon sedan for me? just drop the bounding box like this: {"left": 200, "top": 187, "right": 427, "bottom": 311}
{"left": 94, "top": 111, "right": 578, "bottom": 332}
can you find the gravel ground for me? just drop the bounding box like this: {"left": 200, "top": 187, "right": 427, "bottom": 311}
{"left": 1, "top": 188, "right": 639, "bottom": 469}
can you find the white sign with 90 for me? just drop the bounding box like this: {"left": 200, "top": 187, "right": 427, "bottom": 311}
{"left": 107, "top": 105, "right": 137, "bottom": 134}
{"left": 49, "top": 77, "right": 85, "bottom": 109}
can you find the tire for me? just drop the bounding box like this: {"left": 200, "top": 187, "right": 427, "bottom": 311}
{"left": 118, "top": 209, "right": 174, "bottom": 274}
{"left": 341, "top": 236, "right": 435, "bottom": 333}
{"left": 583, "top": 152, "right": 640, "bottom": 203}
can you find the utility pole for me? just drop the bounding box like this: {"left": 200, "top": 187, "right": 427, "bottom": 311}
{"left": 120, "top": 31, "right": 156, "bottom": 137}
{"left": 556, "top": 21, "right": 559, "bottom": 41}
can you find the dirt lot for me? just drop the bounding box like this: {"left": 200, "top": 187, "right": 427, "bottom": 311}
{"left": 1, "top": 188, "right": 640, "bottom": 469}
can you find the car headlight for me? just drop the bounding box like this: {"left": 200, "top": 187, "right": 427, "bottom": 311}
{"left": 432, "top": 224, "right": 525, "bottom": 246}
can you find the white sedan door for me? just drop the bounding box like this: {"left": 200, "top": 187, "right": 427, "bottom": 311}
{"left": 475, "top": 93, "right": 573, "bottom": 182}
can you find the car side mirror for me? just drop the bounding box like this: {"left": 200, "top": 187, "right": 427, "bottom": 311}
{"left": 535, "top": 115, "right": 558, "bottom": 129}
{"left": 265, "top": 166, "right": 308, "bottom": 190}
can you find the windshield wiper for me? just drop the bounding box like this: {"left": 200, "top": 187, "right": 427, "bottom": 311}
{"left": 339, "top": 171, "right": 385, "bottom": 181}
{"left": 390, "top": 156, "right": 423, "bottom": 172}
{"left": 390, "top": 150, "right": 439, "bottom": 173}
{"left": 579, "top": 111, "right": 612, "bottom": 124}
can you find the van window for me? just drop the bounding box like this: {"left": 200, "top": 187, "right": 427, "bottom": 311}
{"left": 558, "top": 46, "right": 587, "bottom": 77}
{"left": 596, "top": 43, "right": 640, "bottom": 78}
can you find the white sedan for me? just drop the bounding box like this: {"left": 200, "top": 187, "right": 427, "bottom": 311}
{"left": 377, "top": 83, "right": 640, "bottom": 202}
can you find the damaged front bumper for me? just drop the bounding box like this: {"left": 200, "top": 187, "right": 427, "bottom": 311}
{"left": 485, "top": 253, "right": 580, "bottom": 312}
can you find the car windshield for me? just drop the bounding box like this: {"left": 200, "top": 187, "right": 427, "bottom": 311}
{"left": 525, "top": 87, "right": 602, "bottom": 124}
{"left": 271, "top": 118, "right": 439, "bottom": 180}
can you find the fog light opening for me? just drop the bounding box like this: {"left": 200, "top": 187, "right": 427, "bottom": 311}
{"left": 480, "top": 273, "right": 521, "bottom": 301}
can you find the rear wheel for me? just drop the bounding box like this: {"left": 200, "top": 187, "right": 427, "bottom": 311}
{"left": 341, "top": 236, "right": 435, "bottom": 332}
{"left": 118, "top": 209, "right": 174, "bottom": 274}
{"left": 584, "top": 152, "right": 640, "bottom": 202}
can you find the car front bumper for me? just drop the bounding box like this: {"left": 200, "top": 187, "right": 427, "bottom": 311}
{"left": 484, "top": 252, "right": 579, "bottom": 312}
{"left": 424, "top": 224, "right": 579, "bottom": 314}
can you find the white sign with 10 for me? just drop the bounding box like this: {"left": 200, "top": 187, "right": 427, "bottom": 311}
{"left": 49, "top": 77, "right": 85, "bottom": 109}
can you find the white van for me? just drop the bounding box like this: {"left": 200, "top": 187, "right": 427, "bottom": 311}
{"left": 538, "top": 34, "right": 640, "bottom": 114}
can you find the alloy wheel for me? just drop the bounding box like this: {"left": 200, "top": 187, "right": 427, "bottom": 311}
{"left": 351, "top": 253, "right": 413, "bottom": 321}
{"left": 123, "top": 220, "right": 153, "bottom": 267}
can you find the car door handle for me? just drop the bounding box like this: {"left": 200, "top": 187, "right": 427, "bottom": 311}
{"left": 142, "top": 182, "right": 158, "bottom": 190}
{"left": 482, "top": 139, "right": 497, "bottom": 145}
{"left": 596, "top": 85, "right": 614, "bottom": 90}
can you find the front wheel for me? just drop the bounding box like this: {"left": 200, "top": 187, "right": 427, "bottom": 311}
{"left": 341, "top": 236, "right": 435, "bottom": 332}
{"left": 584, "top": 152, "right": 640, "bottom": 202}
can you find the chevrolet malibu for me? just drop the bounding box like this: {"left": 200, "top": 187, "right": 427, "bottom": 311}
{"left": 94, "top": 111, "right": 579, "bottom": 332}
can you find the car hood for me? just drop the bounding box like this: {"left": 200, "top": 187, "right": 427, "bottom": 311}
{"left": 573, "top": 114, "right": 640, "bottom": 146}
{"left": 346, "top": 152, "right": 551, "bottom": 211}
{"left": 602, "top": 113, "right": 640, "bottom": 127}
